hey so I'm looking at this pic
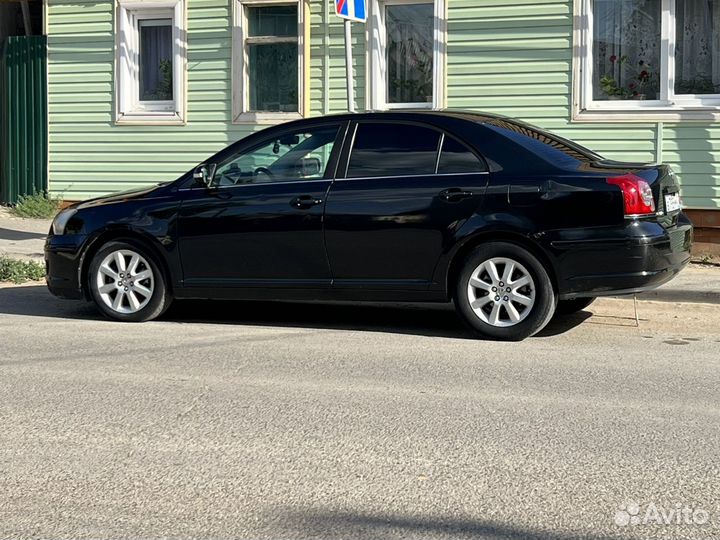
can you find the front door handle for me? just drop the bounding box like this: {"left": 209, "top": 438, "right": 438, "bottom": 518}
{"left": 291, "top": 194, "right": 323, "bottom": 209}
{"left": 439, "top": 187, "right": 474, "bottom": 202}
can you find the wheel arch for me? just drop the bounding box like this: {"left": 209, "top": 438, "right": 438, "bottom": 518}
{"left": 444, "top": 231, "right": 559, "bottom": 301}
{"left": 79, "top": 228, "right": 174, "bottom": 300}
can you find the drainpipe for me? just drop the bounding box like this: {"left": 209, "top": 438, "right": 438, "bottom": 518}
{"left": 323, "top": 0, "right": 330, "bottom": 115}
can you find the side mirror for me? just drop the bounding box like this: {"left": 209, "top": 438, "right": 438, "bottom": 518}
{"left": 299, "top": 156, "right": 322, "bottom": 177}
{"left": 193, "top": 163, "right": 217, "bottom": 187}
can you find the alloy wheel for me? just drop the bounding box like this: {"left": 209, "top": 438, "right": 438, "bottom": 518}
{"left": 95, "top": 249, "right": 155, "bottom": 314}
{"left": 466, "top": 256, "right": 536, "bottom": 327}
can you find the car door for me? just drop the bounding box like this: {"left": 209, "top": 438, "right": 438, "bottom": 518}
{"left": 324, "top": 120, "right": 489, "bottom": 290}
{"left": 177, "top": 122, "right": 346, "bottom": 289}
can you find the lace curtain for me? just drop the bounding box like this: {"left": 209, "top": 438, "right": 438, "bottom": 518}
{"left": 593, "top": 0, "right": 720, "bottom": 98}
{"left": 592, "top": 0, "right": 661, "bottom": 99}
{"left": 675, "top": 0, "right": 720, "bottom": 94}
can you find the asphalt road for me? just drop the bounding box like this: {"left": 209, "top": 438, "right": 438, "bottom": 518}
{"left": 1, "top": 284, "right": 719, "bottom": 540}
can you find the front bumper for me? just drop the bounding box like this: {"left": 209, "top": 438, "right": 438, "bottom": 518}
{"left": 45, "top": 234, "right": 88, "bottom": 300}
{"left": 549, "top": 213, "right": 693, "bottom": 300}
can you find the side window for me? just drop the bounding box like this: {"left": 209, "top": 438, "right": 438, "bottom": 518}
{"left": 346, "top": 123, "right": 440, "bottom": 178}
{"left": 214, "top": 125, "right": 339, "bottom": 186}
{"left": 437, "top": 136, "right": 486, "bottom": 174}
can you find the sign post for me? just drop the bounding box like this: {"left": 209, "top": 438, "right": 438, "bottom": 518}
{"left": 334, "top": 0, "right": 366, "bottom": 113}
{"left": 343, "top": 19, "right": 354, "bottom": 112}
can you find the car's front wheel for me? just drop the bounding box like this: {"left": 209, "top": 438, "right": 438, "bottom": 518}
{"left": 454, "top": 242, "right": 556, "bottom": 341}
{"left": 88, "top": 240, "right": 171, "bottom": 322}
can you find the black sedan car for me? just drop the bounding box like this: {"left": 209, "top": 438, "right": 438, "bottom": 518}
{"left": 45, "top": 111, "right": 692, "bottom": 340}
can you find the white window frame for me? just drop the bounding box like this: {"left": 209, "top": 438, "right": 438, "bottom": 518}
{"left": 367, "top": 0, "right": 446, "bottom": 110}
{"left": 115, "top": 0, "right": 186, "bottom": 125}
{"left": 573, "top": 0, "right": 720, "bottom": 121}
{"left": 232, "top": 0, "right": 305, "bottom": 124}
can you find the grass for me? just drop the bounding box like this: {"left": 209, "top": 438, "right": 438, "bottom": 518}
{"left": 700, "top": 253, "right": 716, "bottom": 264}
{"left": 0, "top": 256, "right": 46, "bottom": 284}
{"left": 11, "top": 192, "right": 62, "bottom": 219}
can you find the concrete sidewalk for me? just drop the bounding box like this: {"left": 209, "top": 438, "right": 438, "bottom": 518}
{"left": 1, "top": 207, "right": 718, "bottom": 303}
{"left": 0, "top": 207, "right": 50, "bottom": 262}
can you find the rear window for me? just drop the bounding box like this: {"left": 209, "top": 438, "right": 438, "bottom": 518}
{"left": 437, "top": 136, "right": 486, "bottom": 174}
{"left": 346, "top": 123, "right": 440, "bottom": 178}
{"left": 484, "top": 118, "right": 602, "bottom": 167}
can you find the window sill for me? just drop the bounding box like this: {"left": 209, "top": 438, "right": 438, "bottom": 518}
{"left": 233, "top": 111, "right": 303, "bottom": 124}
{"left": 383, "top": 102, "right": 434, "bottom": 110}
{"left": 115, "top": 112, "right": 186, "bottom": 126}
{"left": 573, "top": 107, "right": 720, "bottom": 123}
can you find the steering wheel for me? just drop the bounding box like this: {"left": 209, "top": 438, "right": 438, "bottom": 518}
{"left": 253, "top": 166, "right": 273, "bottom": 180}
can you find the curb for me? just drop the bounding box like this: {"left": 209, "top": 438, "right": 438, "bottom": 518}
{"left": 633, "top": 288, "right": 720, "bottom": 305}
{"left": 0, "top": 250, "right": 45, "bottom": 263}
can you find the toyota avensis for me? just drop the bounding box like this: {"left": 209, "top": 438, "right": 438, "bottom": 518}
{"left": 45, "top": 111, "right": 693, "bottom": 340}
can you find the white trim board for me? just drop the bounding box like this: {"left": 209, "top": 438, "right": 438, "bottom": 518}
{"left": 572, "top": 0, "right": 720, "bottom": 122}
{"left": 115, "top": 0, "right": 187, "bottom": 125}
{"left": 231, "top": 0, "right": 306, "bottom": 124}
{"left": 366, "top": 0, "right": 446, "bottom": 111}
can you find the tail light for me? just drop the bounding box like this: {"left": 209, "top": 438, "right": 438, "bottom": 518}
{"left": 607, "top": 173, "right": 656, "bottom": 216}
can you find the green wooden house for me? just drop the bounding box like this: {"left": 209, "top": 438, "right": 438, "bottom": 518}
{"left": 45, "top": 0, "right": 720, "bottom": 246}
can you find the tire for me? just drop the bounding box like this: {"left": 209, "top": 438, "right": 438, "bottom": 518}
{"left": 88, "top": 240, "right": 172, "bottom": 322}
{"left": 454, "top": 242, "right": 556, "bottom": 341}
{"left": 555, "top": 297, "right": 596, "bottom": 316}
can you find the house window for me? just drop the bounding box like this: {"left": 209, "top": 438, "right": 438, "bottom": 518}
{"left": 576, "top": 0, "right": 720, "bottom": 119}
{"left": 139, "top": 19, "right": 173, "bottom": 102}
{"left": 232, "top": 0, "right": 304, "bottom": 123}
{"left": 368, "top": 0, "right": 446, "bottom": 109}
{"left": 116, "top": 0, "right": 186, "bottom": 124}
{"left": 386, "top": 4, "right": 433, "bottom": 104}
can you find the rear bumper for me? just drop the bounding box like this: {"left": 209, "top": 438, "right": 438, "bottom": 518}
{"left": 44, "top": 234, "right": 87, "bottom": 300}
{"left": 549, "top": 213, "right": 693, "bottom": 300}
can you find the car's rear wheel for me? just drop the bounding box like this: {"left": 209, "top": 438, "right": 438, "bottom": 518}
{"left": 454, "top": 242, "right": 556, "bottom": 341}
{"left": 555, "top": 297, "right": 596, "bottom": 316}
{"left": 88, "top": 240, "right": 171, "bottom": 322}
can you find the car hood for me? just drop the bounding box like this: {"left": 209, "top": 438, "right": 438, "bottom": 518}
{"left": 73, "top": 183, "right": 171, "bottom": 210}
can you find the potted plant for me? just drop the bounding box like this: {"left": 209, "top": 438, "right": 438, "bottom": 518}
{"left": 600, "top": 75, "right": 629, "bottom": 100}
{"left": 601, "top": 55, "right": 630, "bottom": 100}
{"left": 600, "top": 56, "right": 657, "bottom": 100}
{"left": 630, "top": 62, "right": 654, "bottom": 100}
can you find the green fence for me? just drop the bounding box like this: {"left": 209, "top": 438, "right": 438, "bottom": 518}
{"left": 0, "top": 35, "right": 47, "bottom": 205}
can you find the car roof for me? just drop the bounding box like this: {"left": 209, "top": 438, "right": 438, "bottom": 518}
{"left": 298, "top": 109, "right": 508, "bottom": 124}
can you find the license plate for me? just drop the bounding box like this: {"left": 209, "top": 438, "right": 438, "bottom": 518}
{"left": 664, "top": 192, "right": 681, "bottom": 213}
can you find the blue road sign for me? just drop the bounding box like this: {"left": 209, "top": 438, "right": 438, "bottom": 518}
{"left": 335, "top": 0, "right": 366, "bottom": 23}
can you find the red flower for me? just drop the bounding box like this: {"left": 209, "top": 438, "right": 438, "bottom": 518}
{"left": 639, "top": 70, "right": 649, "bottom": 80}
{"left": 610, "top": 55, "right": 618, "bottom": 62}
{"left": 629, "top": 82, "right": 636, "bottom": 89}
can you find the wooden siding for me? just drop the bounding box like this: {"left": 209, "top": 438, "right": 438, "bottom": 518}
{"left": 47, "top": 0, "right": 719, "bottom": 209}
{"left": 308, "top": 0, "right": 365, "bottom": 115}
{"left": 48, "top": 0, "right": 262, "bottom": 199}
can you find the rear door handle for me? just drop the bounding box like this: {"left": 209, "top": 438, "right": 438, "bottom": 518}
{"left": 291, "top": 194, "right": 323, "bottom": 209}
{"left": 440, "top": 187, "right": 474, "bottom": 202}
